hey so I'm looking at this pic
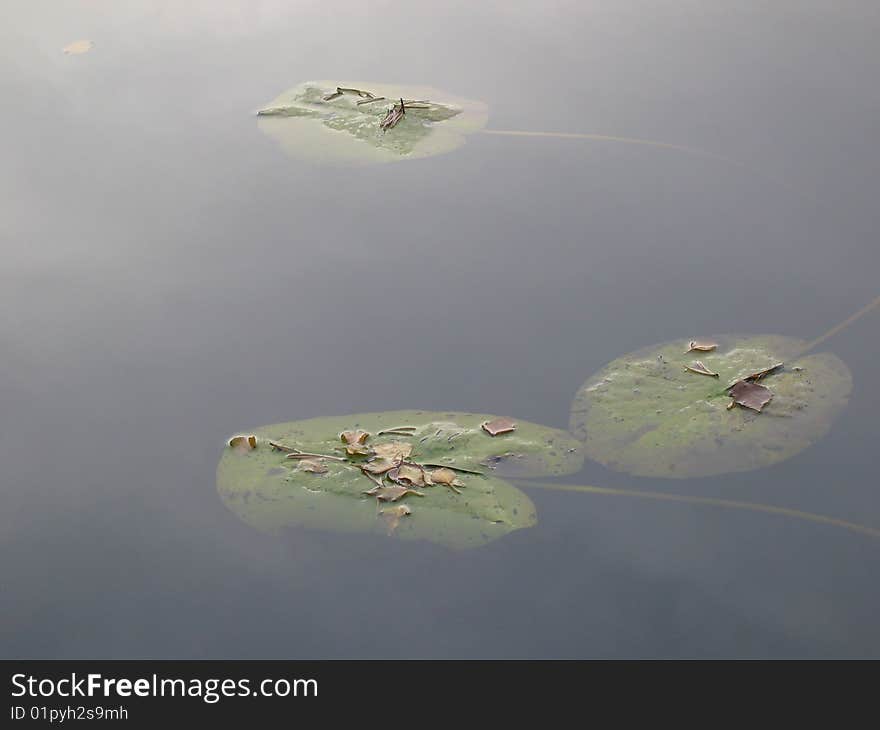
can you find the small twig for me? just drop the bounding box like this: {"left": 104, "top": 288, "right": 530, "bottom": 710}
{"left": 357, "top": 96, "right": 386, "bottom": 106}
{"left": 286, "top": 451, "right": 347, "bottom": 462}
{"left": 377, "top": 426, "right": 417, "bottom": 436}
{"left": 421, "top": 463, "right": 485, "bottom": 476}
{"left": 269, "top": 440, "right": 297, "bottom": 453}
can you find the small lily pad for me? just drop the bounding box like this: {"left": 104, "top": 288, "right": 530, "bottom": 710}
{"left": 569, "top": 335, "right": 852, "bottom": 478}
{"left": 217, "top": 410, "right": 582, "bottom": 548}
{"left": 256, "top": 81, "right": 488, "bottom": 164}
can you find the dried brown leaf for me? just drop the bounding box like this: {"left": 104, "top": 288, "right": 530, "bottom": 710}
{"left": 361, "top": 457, "right": 398, "bottom": 475}
{"left": 684, "top": 361, "right": 720, "bottom": 378}
{"left": 340, "top": 429, "right": 371, "bottom": 455}
{"left": 428, "top": 467, "right": 465, "bottom": 493}
{"left": 387, "top": 463, "right": 428, "bottom": 488}
{"left": 481, "top": 417, "right": 517, "bottom": 436}
{"left": 744, "top": 362, "right": 784, "bottom": 382}
{"left": 686, "top": 340, "right": 718, "bottom": 353}
{"left": 728, "top": 380, "right": 773, "bottom": 412}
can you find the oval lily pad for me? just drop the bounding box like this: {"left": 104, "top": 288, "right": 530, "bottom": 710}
{"left": 217, "top": 410, "right": 582, "bottom": 548}
{"left": 569, "top": 335, "right": 852, "bottom": 478}
{"left": 256, "top": 81, "right": 488, "bottom": 164}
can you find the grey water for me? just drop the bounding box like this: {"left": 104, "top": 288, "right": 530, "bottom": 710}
{"left": 2, "top": 1, "right": 879, "bottom": 658}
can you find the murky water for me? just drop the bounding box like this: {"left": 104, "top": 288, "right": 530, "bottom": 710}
{"left": 2, "top": 1, "right": 879, "bottom": 658}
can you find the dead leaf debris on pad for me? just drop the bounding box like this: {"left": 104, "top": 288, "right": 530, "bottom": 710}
{"left": 225, "top": 410, "right": 564, "bottom": 538}
{"left": 727, "top": 380, "right": 774, "bottom": 412}
{"left": 686, "top": 340, "right": 718, "bottom": 353}
{"left": 481, "top": 417, "right": 518, "bottom": 436}
{"left": 684, "top": 361, "right": 720, "bottom": 378}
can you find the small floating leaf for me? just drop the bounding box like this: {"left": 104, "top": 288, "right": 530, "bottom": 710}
{"left": 429, "top": 468, "right": 465, "bottom": 488}
{"left": 728, "top": 380, "right": 773, "bottom": 412}
{"left": 684, "top": 361, "right": 720, "bottom": 377}
{"left": 481, "top": 417, "right": 518, "bottom": 436}
{"left": 569, "top": 334, "right": 852, "bottom": 478}
{"left": 63, "top": 40, "right": 93, "bottom": 55}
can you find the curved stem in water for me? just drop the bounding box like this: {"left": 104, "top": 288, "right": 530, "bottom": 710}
{"left": 479, "top": 128, "right": 792, "bottom": 193}
{"left": 797, "top": 292, "right": 880, "bottom": 357}
{"left": 515, "top": 480, "right": 880, "bottom": 541}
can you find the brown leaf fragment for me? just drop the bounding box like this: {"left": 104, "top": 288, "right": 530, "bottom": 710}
{"left": 387, "top": 463, "right": 428, "bottom": 488}
{"left": 340, "top": 429, "right": 371, "bottom": 455}
{"left": 428, "top": 468, "right": 465, "bottom": 494}
{"left": 686, "top": 340, "right": 718, "bottom": 353}
{"left": 380, "top": 99, "right": 406, "bottom": 132}
{"left": 228, "top": 434, "right": 257, "bottom": 451}
{"left": 361, "top": 457, "right": 398, "bottom": 476}
{"left": 481, "top": 417, "right": 517, "bottom": 436}
{"left": 684, "top": 361, "right": 720, "bottom": 378}
{"left": 372, "top": 442, "right": 413, "bottom": 461}
{"left": 363, "top": 485, "right": 424, "bottom": 502}
{"left": 379, "top": 504, "right": 411, "bottom": 535}
{"left": 298, "top": 459, "right": 328, "bottom": 474}
{"left": 744, "top": 362, "right": 784, "bottom": 382}
{"left": 728, "top": 380, "right": 773, "bottom": 412}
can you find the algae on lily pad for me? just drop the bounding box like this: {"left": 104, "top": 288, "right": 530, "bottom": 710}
{"left": 569, "top": 335, "right": 852, "bottom": 479}
{"left": 256, "top": 81, "right": 488, "bottom": 164}
{"left": 217, "top": 410, "right": 582, "bottom": 548}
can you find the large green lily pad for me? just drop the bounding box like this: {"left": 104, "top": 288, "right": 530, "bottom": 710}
{"left": 217, "top": 410, "right": 582, "bottom": 548}
{"left": 256, "top": 81, "right": 488, "bottom": 164}
{"left": 569, "top": 335, "right": 852, "bottom": 478}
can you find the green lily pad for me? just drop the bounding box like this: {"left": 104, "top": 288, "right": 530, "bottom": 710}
{"left": 256, "top": 81, "right": 488, "bottom": 164}
{"left": 569, "top": 335, "right": 852, "bottom": 479}
{"left": 216, "top": 410, "right": 582, "bottom": 548}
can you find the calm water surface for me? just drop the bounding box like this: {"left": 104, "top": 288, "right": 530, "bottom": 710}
{"left": 2, "top": 1, "right": 879, "bottom": 658}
